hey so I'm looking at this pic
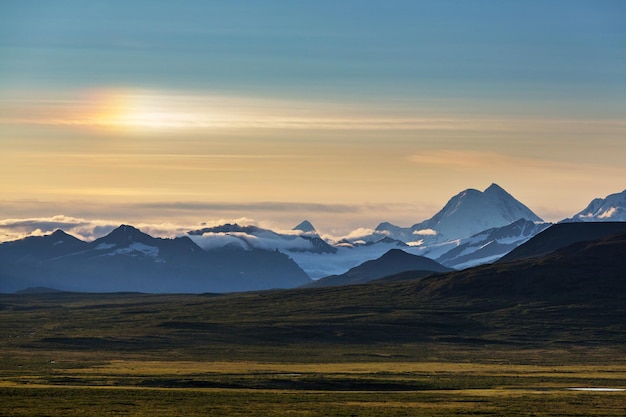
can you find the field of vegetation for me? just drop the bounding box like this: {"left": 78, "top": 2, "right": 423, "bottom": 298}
{"left": 1, "top": 288, "right": 624, "bottom": 416}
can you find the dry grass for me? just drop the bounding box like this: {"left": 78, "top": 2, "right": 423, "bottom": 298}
{"left": 64, "top": 359, "right": 626, "bottom": 380}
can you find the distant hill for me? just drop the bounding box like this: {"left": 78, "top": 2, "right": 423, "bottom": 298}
{"left": 305, "top": 249, "right": 452, "bottom": 288}
{"left": 411, "top": 231, "right": 626, "bottom": 304}
{"left": 498, "top": 222, "right": 626, "bottom": 263}
{"left": 14, "top": 286, "right": 65, "bottom": 294}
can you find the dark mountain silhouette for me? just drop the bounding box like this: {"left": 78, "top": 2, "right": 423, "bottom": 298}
{"left": 93, "top": 224, "right": 155, "bottom": 246}
{"left": 0, "top": 229, "right": 89, "bottom": 263}
{"left": 410, "top": 232, "right": 626, "bottom": 305}
{"left": 498, "top": 222, "right": 626, "bottom": 263}
{"left": 296, "top": 231, "right": 626, "bottom": 345}
{"left": 305, "top": 249, "right": 452, "bottom": 288}
{"left": 0, "top": 225, "right": 311, "bottom": 293}
{"left": 14, "top": 286, "right": 65, "bottom": 294}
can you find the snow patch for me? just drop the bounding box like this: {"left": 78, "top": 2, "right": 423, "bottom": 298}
{"left": 598, "top": 207, "right": 617, "bottom": 219}
{"left": 109, "top": 243, "right": 163, "bottom": 261}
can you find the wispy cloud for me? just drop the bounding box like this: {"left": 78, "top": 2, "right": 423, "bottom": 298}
{"left": 189, "top": 231, "right": 319, "bottom": 253}
{"left": 413, "top": 229, "right": 437, "bottom": 236}
{"left": 134, "top": 201, "right": 363, "bottom": 214}
{"left": 322, "top": 227, "right": 375, "bottom": 243}
{"left": 408, "top": 150, "right": 626, "bottom": 176}
{"left": 6, "top": 89, "right": 624, "bottom": 133}
{"left": 0, "top": 215, "right": 118, "bottom": 242}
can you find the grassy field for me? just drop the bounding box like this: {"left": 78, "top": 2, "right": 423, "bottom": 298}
{"left": 1, "top": 290, "right": 625, "bottom": 416}
{"left": 2, "top": 357, "right": 625, "bottom": 416}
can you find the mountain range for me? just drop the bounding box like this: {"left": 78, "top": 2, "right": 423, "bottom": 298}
{"left": 178, "top": 183, "right": 552, "bottom": 278}
{"left": 5, "top": 221, "right": 624, "bottom": 353}
{"left": 0, "top": 225, "right": 311, "bottom": 293}
{"left": 1, "top": 184, "right": 625, "bottom": 293}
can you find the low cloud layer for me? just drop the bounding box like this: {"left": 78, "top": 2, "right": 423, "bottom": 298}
{"left": 0, "top": 215, "right": 255, "bottom": 243}
{"left": 0, "top": 215, "right": 344, "bottom": 250}
{"left": 413, "top": 229, "right": 437, "bottom": 236}
{"left": 0, "top": 215, "right": 118, "bottom": 242}
{"left": 189, "top": 231, "right": 318, "bottom": 253}
{"left": 324, "top": 227, "right": 375, "bottom": 243}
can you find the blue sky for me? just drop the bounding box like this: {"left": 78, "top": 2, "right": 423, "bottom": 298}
{"left": 1, "top": 0, "right": 626, "bottom": 237}
{"left": 3, "top": 1, "right": 624, "bottom": 99}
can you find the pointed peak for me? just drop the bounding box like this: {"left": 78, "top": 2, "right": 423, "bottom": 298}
{"left": 380, "top": 248, "right": 411, "bottom": 259}
{"left": 46, "top": 229, "right": 86, "bottom": 244}
{"left": 100, "top": 224, "right": 152, "bottom": 243}
{"left": 51, "top": 229, "right": 70, "bottom": 237}
{"left": 484, "top": 183, "right": 507, "bottom": 194}
{"left": 293, "top": 220, "right": 316, "bottom": 233}
{"left": 115, "top": 224, "right": 143, "bottom": 234}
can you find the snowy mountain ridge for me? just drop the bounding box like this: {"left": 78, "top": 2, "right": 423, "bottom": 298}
{"left": 3, "top": 184, "right": 626, "bottom": 292}
{"left": 562, "top": 189, "right": 626, "bottom": 223}
{"left": 370, "top": 183, "right": 543, "bottom": 245}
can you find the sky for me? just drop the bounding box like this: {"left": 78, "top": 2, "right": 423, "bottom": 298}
{"left": 1, "top": 0, "right": 626, "bottom": 240}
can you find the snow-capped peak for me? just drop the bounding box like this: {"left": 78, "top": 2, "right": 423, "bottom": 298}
{"left": 373, "top": 183, "right": 543, "bottom": 243}
{"left": 293, "top": 220, "right": 317, "bottom": 234}
{"left": 562, "top": 189, "right": 626, "bottom": 222}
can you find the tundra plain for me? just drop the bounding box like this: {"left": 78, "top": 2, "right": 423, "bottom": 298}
{"left": 1, "top": 288, "right": 625, "bottom": 416}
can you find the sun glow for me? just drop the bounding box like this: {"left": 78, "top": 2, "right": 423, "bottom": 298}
{"left": 4, "top": 88, "right": 520, "bottom": 133}
{"left": 83, "top": 90, "right": 203, "bottom": 132}
{"left": 78, "top": 89, "right": 291, "bottom": 132}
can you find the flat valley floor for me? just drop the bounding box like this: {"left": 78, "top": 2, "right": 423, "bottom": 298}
{"left": 1, "top": 292, "right": 625, "bottom": 416}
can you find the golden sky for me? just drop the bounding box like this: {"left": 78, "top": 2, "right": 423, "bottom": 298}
{"left": 3, "top": 88, "right": 626, "bottom": 235}
{"left": 2, "top": 1, "right": 625, "bottom": 236}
